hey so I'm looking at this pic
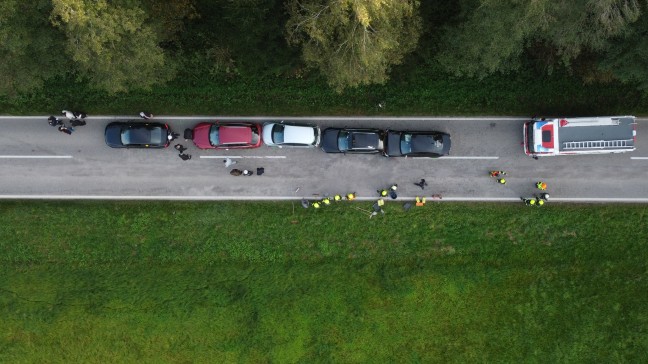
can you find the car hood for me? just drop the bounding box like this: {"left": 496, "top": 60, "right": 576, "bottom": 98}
{"left": 262, "top": 123, "right": 276, "bottom": 145}
{"left": 192, "top": 123, "right": 212, "bottom": 148}
{"left": 104, "top": 124, "right": 124, "bottom": 148}
{"left": 440, "top": 134, "right": 451, "bottom": 155}
{"left": 321, "top": 128, "right": 340, "bottom": 152}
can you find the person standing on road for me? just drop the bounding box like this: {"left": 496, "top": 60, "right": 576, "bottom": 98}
{"left": 230, "top": 169, "right": 243, "bottom": 176}
{"left": 48, "top": 116, "right": 62, "bottom": 127}
{"left": 73, "top": 111, "right": 87, "bottom": 119}
{"left": 539, "top": 193, "right": 550, "bottom": 201}
{"left": 536, "top": 181, "right": 547, "bottom": 190}
{"left": 62, "top": 110, "right": 76, "bottom": 119}
{"left": 178, "top": 153, "right": 192, "bottom": 161}
{"left": 58, "top": 125, "right": 73, "bottom": 135}
{"left": 490, "top": 171, "right": 507, "bottom": 178}
{"left": 378, "top": 189, "right": 388, "bottom": 197}
{"left": 174, "top": 144, "right": 187, "bottom": 153}
{"left": 168, "top": 131, "right": 180, "bottom": 142}
{"left": 70, "top": 118, "right": 86, "bottom": 127}
{"left": 223, "top": 158, "right": 237, "bottom": 167}
{"left": 416, "top": 196, "right": 426, "bottom": 207}
{"left": 497, "top": 178, "right": 506, "bottom": 185}
{"left": 522, "top": 197, "right": 535, "bottom": 206}
{"left": 346, "top": 192, "right": 356, "bottom": 201}
{"left": 414, "top": 179, "right": 427, "bottom": 190}
{"left": 242, "top": 170, "right": 253, "bottom": 176}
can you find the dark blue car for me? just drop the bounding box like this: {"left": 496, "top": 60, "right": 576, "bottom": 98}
{"left": 105, "top": 121, "right": 170, "bottom": 148}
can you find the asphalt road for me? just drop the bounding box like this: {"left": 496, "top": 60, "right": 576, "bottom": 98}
{"left": 1, "top": 115, "right": 647, "bottom": 202}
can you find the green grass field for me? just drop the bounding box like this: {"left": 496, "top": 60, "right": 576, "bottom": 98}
{"left": 1, "top": 201, "right": 647, "bottom": 362}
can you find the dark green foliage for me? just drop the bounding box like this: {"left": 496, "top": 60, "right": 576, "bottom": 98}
{"left": 599, "top": 10, "right": 648, "bottom": 91}
{"left": 286, "top": 0, "right": 423, "bottom": 91}
{"left": 1, "top": 0, "right": 648, "bottom": 112}
{"left": 1, "top": 201, "right": 647, "bottom": 361}
{"left": 0, "top": 0, "right": 68, "bottom": 96}
{"left": 50, "top": 0, "right": 176, "bottom": 94}
{"left": 436, "top": 0, "right": 646, "bottom": 78}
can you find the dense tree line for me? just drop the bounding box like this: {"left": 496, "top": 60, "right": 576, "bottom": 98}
{"left": 1, "top": 0, "right": 647, "bottom": 96}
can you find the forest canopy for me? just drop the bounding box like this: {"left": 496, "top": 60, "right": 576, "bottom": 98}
{"left": 0, "top": 0, "right": 647, "bottom": 96}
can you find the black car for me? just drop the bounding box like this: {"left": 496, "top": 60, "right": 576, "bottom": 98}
{"left": 105, "top": 121, "right": 171, "bottom": 148}
{"left": 321, "top": 128, "right": 385, "bottom": 153}
{"left": 384, "top": 130, "right": 451, "bottom": 157}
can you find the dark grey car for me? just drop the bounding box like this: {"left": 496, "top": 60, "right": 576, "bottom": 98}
{"left": 321, "top": 128, "right": 384, "bottom": 154}
{"left": 384, "top": 130, "right": 451, "bottom": 157}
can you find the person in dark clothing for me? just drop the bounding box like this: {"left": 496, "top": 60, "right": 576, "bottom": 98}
{"left": 256, "top": 167, "right": 265, "bottom": 176}
{"left": 178, "top": 153, "right": 192, "bottom": 161}
{"left": 74, "top": 111, "right": 87, "bottom": 119}
{"left": 70, "top": 119, "right": 86, "bottom": 127}
{"left": 58, "top": 126, "right": 72, "bottom": 135}
{"left": 230, "top": 169, "right": 243, "bottom": 176}
{"left": 174, "top": 144, "right": 187, "bottom": 153}
{"left": 48, "top": 116, "right": 62, "bottom": 127}
{"left": 414, "top": 179, "right": 427, "bottom": 190}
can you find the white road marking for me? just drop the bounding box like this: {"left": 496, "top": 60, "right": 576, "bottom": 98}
{"left": 434, "top": 156, "right": 499, "bottom": 160}
{"left": 0, "top": 155, "right": 73, "bottom": 159}
{"left": 0, "top": 195, "right": 647, "bottom": 203}
{"left": 199, "top": 156, "right": 286, "bottom": 159}
{"left": 630, "top": 157, "right": 648, "bottom": 160}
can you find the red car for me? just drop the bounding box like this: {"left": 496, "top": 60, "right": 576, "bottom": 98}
{"left": 186, "top": 122, "right": 262, "bottom": 149}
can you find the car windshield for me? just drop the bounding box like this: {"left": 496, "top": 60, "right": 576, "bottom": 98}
{"left": 272, "top": 124, "right": 285, "bottom": 144}
{"left": 209, "top": 125, "right": 220, "bottom": 146}
{"left": 337, "top": 131, "right": 350, "bottom": 151}
{"left": 122, "top": 126, "right": 163, "bottom": 145}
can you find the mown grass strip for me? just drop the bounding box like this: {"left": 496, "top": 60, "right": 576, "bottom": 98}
{"left": 1, "top": 201, "right": 647, "bottom": 362}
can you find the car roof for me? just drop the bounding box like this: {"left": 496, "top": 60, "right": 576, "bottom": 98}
{"left": 410, "top": 133, "right": 447, "bottom": 153}
{"left": 283, "top": 125, "right": 315, "bottom": 144}
{"left": 220, "top": 125, "right": 252, "bottom": 144}
{"left": 350, "top": 131, "right": 380, "bottom": 149}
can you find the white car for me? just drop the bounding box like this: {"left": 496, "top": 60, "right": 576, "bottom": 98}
{"left": 262, "top": 122, "right": 321, "bottom": 148}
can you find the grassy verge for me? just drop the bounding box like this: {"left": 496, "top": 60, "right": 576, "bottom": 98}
{"left": 2, "top": 64, "right": 646, "bottom": 117}
{"left": 1, "top": 201, "right": 647, "bottom": 362}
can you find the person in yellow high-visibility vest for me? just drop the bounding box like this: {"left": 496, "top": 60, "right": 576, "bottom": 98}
{"left": 536, "top": 181, "right": 547, "bottom": 190}
{"left": 333, "top": 194, "right": 342, "bottom": 201}
{"left": 346, "top": 192, "right": 356, "bottom": 201}
{"left": 322, "top": 197, "right": 331, "bottom": 205}
{"left": 416, "top": 197, "right": 426, "bottom": 207}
